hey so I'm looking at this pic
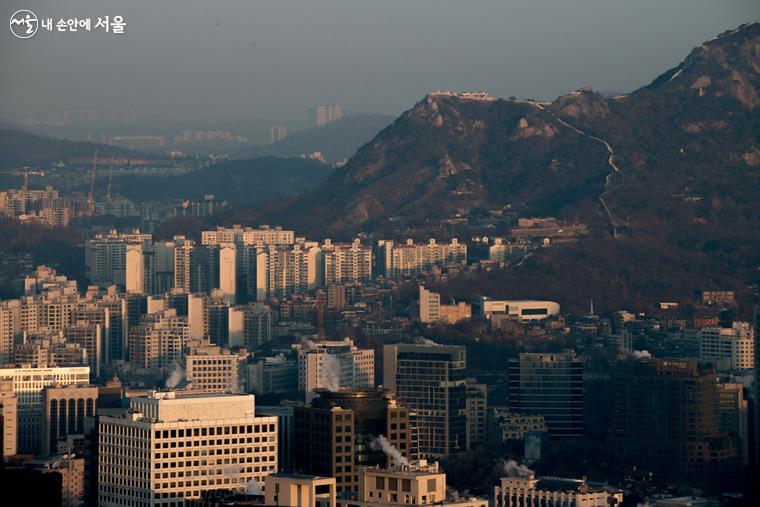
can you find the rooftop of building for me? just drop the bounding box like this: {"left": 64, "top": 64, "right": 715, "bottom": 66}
{"left": 269, "top": 473, "right": 332, "bottom": 481}
{"left": 364, "top": 460, "right": 441, "bottom": 477}
{"left": 501, "top": 475, "right": 621, "bottom": 494}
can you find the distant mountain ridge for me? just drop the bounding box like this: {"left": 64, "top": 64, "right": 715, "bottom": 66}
{"left": 245, "top": 22, "right": 760, "bottom": 312}
{"left": 109, "top": 157, "right": 331, "bottom": 205}
{"left": 236, "top": 113, "right": 394, "bottom": 164}
{"left": 0, "top": 129, "right": 143, "bottom": 169}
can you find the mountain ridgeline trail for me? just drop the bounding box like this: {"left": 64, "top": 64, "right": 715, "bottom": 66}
{"left": 240, "top": 22, "right": 760, "bottom": 312}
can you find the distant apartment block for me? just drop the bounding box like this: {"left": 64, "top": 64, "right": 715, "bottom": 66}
{"left": 270, "top": 125, "right": 288, "bottom": 144}
{"left": 309, "top": 105, "right": 343, "bottom": 128}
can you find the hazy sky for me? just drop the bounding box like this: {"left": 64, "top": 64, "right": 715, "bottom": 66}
{"left": 3, "top": 0, "right": 759, "bottom": 128}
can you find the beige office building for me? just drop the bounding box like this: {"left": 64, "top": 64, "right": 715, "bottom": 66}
{"left": 337, "top": 461, "right": 487, "bottom": 507}
{"left": 98, "top": 392, "right": 277, "bottom": 506}
{"left": 185, "top": 342, "right": 240, "bottom": 393}
{"left": 265, "top": 473, "right": 337, "bottom": 507}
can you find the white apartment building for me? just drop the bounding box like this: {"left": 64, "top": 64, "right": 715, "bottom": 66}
{"left": 494, "top": 475, "right": 622, "bottom": 507}
{"left": 201, "top": 225, "right": 295, "bottom": 247}
{"left": 85, "top": 230, "right": 152, "bottom": 287}
{"left": 697, "top": 322, "right": 754, "bottom": 371}
{"left": 377, "top": 239, "right": 467, "bottom": 279}
{"left": 294, "top": 338, "right": 374, "bottom": 400}
{"left": 322, "top": 239, "right": 372, "bottom": 285}
{"left": 251, "top": 242, "right": 322, "bottom": 301}
{"left": 488, "top": 238, "right": 529, "bottom": 263}
{"left": 0, "top": 365, "right": 90, "bottom": 453}
{"left": 173, "top": 237, "right": 195, "bottom": 293}
{"left": 98, "top": 392, "right": 278, "bottom": 506}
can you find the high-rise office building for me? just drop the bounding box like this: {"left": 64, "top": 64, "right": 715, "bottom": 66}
{"left": 293, "top": 389, "right": 415, "bottom": 494}
{"left": 0, "top": 365, "right": 90, "bottom": 453}
{"left": 383, "top": 343, "right": 467, "bottom": 459}
{"left": 98, "top": 392, "right": 278, "bottom": 506}
{"left": 465, "top": 379, "right": 487, "bottom": 450}
{"left": 308, "top": 105, "right": 342, "bottom": 128}
{"left": 717, "top": 382, "right": 749, "bottom": 466}
{"left": 248, "top": 354, "right": 299, "bottom": 395}
{"left": 609, "top": 359, "right": 738, "bottom": 480}
{"left": 508, "top": 353, "right": 584, "bottom": 439}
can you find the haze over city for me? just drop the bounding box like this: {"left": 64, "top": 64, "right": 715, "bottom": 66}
{"left": 1, "top": 1, "right": 760, "bottom": 506}
{"left": 3, "top": 0, "right": 759, "bottom": 127}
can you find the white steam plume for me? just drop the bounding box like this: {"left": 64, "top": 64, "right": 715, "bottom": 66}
{"left": 165, "top": 361, "right": 185, "bottom": 389}
{"left": 370, "top": 435, "right": 409, "bottom": 467}
{"left": 246, "top": 478, "right": 263, "bottom": 495}
{"left": 415, "top": 337, "right": 440, "bottom": 346}
{"left": 499, "top": 459, "right": 535, "bottom": 478}
{"left": 631, "top": 350, "right": 652, "bottom": 360}
{"left": 299, "top": 336, "right": 318, "bottom": 350}
{"left": 320, "top": 353, "right": 341, "bottom": 391}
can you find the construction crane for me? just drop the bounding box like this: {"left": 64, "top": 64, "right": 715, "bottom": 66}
{"left": 0, "top": 167, "right": 46, "bottom": 214}
{"left": 0, "top": 167, "right": 46, "bottom": 194}
{"left": 87, "top": 149, "right": 98, "bottom": 217}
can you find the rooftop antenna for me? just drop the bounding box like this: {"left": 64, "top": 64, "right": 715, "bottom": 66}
{"left": 590, "top": 298, "right": 595, "bottom": 316}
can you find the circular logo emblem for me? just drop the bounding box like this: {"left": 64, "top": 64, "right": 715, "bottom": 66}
{"left": 9, "top": 9, "right": 38, "bottom": 39}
